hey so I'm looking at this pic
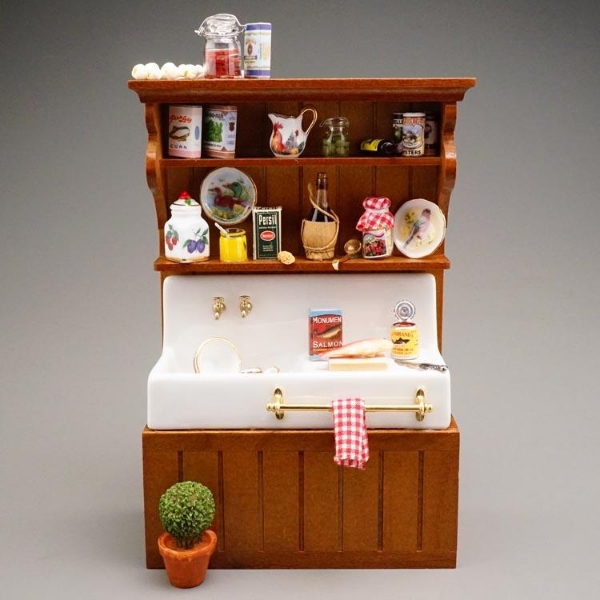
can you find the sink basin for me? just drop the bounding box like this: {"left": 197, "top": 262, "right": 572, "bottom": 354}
{"left": 147, "top": 273, "right": 451, "bottom": 430}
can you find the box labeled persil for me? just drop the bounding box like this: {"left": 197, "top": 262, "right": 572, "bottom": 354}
{"left": 252, "top": 206, "right": 282, "bottom": 259}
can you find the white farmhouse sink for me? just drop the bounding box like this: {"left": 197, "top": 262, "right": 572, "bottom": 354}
{"left": 147, "top": 273, "right": 451, "bottom": 430}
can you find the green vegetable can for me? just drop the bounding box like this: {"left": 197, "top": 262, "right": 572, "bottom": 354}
{"left": 203, "top": 105, "right": 237, "bottom": 158}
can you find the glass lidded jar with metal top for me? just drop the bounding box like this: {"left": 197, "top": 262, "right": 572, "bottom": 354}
{"left": 195, "top": 13, "right": 244, "bottom": 79}
{"left": 320, "top": 117, "right": 350, "bottom": 157}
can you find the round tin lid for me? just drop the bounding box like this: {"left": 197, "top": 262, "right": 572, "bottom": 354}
{"left": 394, "top": 299, "right": 416, "bottom": 322}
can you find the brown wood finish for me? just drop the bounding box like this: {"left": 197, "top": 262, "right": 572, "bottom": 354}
{"left": 131, "top": 78, "right": 474, "bottom": 569}
{"left": 130, "top": 77, "right": 475, "bottom": 347}
{"left": 143, "top": 419, "right": 460, "bottom": 569}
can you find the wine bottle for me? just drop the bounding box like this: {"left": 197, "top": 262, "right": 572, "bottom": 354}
{"left": 360, "top": 138, "right": 395, "bottom": 156}
{"left": 308, "top": 172, "right": 331, "bottom": 222}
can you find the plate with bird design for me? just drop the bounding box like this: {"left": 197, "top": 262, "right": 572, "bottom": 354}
{"left": 200, "top": 167, "right": 257, "bottom": 225}
{"left": 394, "top": 198, "right": 446, "bottom": 258}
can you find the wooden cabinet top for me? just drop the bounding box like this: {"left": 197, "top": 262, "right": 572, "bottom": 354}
{"left": 129, "top": 77, "right": 476, "bottom": 103}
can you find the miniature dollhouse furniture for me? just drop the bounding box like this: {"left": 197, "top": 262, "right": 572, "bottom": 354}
{"left": 129, "top": 77, "right": 475, "bottom": 568}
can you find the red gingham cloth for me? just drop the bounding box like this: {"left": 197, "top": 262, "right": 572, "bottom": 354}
{"left": 332, "top": 398, "right": 370, "bottom": 470}
{"left": 356, "top": 196, "right": 394, "bottom": 232}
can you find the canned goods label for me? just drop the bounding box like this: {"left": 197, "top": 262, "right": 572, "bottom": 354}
{"left": 425, "top": 113, "right": 438, "bottom": 156}
{"left": 203, "top": 105, "right": 237, "bottom": 158}
{"left": 309, "top": 309, "right": 343, "bottom": 361}
{"left": 244, "top": 23, "right": 272, "bottom": 78}
{"left": 391, "top": 321, "right": 419, "bottom": 359}
{"left": 168, "top": 105, "right": 202, "bottom": 158}
{"left": 401, "top": 112, "right": 425, "bottom": 157}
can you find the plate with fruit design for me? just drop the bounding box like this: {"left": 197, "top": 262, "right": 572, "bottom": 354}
{"left": 200, "top": 167, "right": 257, "bottom": 225}
{"left": 394, "top": 198, "right": 446, "bottom": 258}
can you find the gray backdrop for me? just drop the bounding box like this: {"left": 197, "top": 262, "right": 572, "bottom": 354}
{"left": 2, "top": 0, "right": 599, "bottom": 598}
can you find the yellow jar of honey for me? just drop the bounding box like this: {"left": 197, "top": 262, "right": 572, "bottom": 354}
{"left": 219, "top": 228, "right": 248, "bottom": 262}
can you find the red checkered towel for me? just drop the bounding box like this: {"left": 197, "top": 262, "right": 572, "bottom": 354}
{"left": 332, "top": 398, "right": 370, "bottom": 470}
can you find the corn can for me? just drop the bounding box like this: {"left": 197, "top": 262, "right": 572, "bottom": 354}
{"left": 167, "top": 105, "right": 202, "bottom": 158}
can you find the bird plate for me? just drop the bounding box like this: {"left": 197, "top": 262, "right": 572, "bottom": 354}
{"left": 394, "top": 198, "right": 446, "bottom": 258}
{"left": 200, "top": 167, "right": 257, "bottom": 225}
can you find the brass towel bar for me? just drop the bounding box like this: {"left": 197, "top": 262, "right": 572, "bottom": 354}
{"left": 266, "top": 387, "right": 433, "bottom": 422}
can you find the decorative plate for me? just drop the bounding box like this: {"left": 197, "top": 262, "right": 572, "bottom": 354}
{"left": 394, "top": 198, "right": 446, "bottom": 258}
{"left": 200, "top": 167, "right": 256, "bottom": 225}
{"left": 193, "top": 337, "right": 241, "bottom": 374}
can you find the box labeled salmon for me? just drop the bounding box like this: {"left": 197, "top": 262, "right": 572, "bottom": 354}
{"left": 308, "top": 308, "right": 343, "bottom": 360}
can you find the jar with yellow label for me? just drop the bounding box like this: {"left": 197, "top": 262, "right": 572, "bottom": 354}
{"left": 219, "top": 228, "right": 248, "bottom": 262}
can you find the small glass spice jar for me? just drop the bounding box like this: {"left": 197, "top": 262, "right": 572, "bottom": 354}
{"left": 356, "top": 196, "right": 395, "bottom": 259}
{"left": 164, "top": 191, "right": 210, "bottom": 263}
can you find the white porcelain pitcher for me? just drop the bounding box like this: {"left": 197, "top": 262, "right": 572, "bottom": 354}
{"left": 268, "top": 107, "right": 318, "bottom": 157}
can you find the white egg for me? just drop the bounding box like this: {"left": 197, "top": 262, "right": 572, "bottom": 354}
{"left": 186, "top": 64, "right": 200, "bottom": 79}
{"left": 145, "top": 62, "right": 162, "bottom": 80}
{"left": 194, "top": 65, "right": 205, "bottom": 78}
{"left": 131, "top": 64, "right": 148, "bottom": 80}
{"left": 161, "top": 62, "right": 179, "bottom": 80}
{"left": 177, "top": 65, "right": 189, "bottom": 79}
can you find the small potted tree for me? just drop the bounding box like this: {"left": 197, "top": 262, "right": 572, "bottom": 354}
{"left": 158, "top": 481, "right": 217, "bottom": 588}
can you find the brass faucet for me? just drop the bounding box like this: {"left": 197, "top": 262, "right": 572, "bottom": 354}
{"left": 239, "top": 295, "right": 252, "bottom": 318}
{"left": 212, "top": 296, "right": 226, "bottom": 320}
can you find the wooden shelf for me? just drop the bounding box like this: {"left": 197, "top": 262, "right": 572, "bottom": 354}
{"left": 154, "top": 254, "right": 450, "bottom": 274}
{"left": 129, "top": 77, "right": 476, "bottom": 103}
{"left": 160, "top": 156, "right": 442, "bottom": 168}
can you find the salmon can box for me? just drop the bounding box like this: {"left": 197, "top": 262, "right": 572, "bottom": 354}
{"left": 252, "top": 206, "right": 282, "bottom": 259}
{"left": 308, "top": 309, "right": 343, "bottom": 360}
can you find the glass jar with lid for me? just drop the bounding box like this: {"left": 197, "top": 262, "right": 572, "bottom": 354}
{"left": 356, "top": 196, "right": 395, "bottom": 259}
{"left": 195, "top": 13, "right": 244, "bottom": 78}
{"left": 320, "top": 117, "right": 350, "bottom": 157}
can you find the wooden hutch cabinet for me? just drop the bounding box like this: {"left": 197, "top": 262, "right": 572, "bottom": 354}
{"left": 130, "top": 77, "right": 475, "bottom": 569}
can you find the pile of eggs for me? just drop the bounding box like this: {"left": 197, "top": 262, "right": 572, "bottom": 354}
{"left": 131, "top": 62, "right": 205, "bottom": 80}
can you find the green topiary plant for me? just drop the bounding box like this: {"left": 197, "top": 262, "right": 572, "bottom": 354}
{"left": 159, "top": 481, "right": 216, "bottom": 549}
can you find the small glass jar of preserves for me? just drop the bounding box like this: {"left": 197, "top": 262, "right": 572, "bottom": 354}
{"left": 195, "top": 13, "right": 244, "bottom": 79}
{"left": 219, "top": 228, "right": 248, "bottom": 262}
{"left": 320, "top": 117, "right": 350, "bottom": 157}
{"left": 356, "top": 196, "right": 395, "bottom": 259}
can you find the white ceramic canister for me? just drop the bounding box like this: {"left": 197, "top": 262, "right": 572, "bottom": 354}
{"left": 243, "top": 22, "right": 272, "bottom": 78}
{"left": 168, "top": 105, "right": 202, "bottom": 158}
{"left": 203, "top": 105, "right": 237, "bottom": 158}
{"left": 164, "top": 192, "right": 210, "bottom": 263}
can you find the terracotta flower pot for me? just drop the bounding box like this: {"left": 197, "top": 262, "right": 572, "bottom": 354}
{"left": 158, "top": 529, "right": 218, "bottom": 589}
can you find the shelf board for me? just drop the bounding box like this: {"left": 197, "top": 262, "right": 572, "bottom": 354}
{"left": 129, "top": 77, "right": 476, "bottom": 103}
{"left": 154, "top": 255, "right": 450, "bottom": 274}
{"left": 160, "top": 156, "right": 442, "bottom": 168}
